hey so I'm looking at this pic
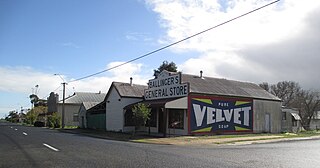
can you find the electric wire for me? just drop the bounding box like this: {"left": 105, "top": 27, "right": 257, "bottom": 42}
{"left": 41, "top": 85, "right": 62, "bottom": 99}
{"left": 69, "top": 0, "right": 279, "bottom": 83}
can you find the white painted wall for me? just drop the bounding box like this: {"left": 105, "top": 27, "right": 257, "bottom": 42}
{"left": 57, "top": 104, "right": 80, "bottom": 127}
{"left": 105, "top": 87, "right": 143, "bottom": 132}
{"left": 78, "top": 105, "right": 87, "bottom": 128}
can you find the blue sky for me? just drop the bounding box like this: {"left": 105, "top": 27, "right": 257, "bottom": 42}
{"left": 1, "top": 0, "right": 166, "bottom": 74}
{"left": 1, "top": 0, "right": 320, "bottom": 118}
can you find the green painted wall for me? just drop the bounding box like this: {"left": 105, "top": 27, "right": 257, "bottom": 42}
{"left": 87, "top": 113, "right": 106, "bottom": 130}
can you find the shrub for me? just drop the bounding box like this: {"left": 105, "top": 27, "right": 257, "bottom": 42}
{"left": 47, "top": 112, "right": 61, "bottom": 128}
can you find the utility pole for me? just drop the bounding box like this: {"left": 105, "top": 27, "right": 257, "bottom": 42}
{"left": 54, "top": 74, "right": 67, "bottom": 129}
{"left": 62, "top": 82, "right": 66, "bottom": 128}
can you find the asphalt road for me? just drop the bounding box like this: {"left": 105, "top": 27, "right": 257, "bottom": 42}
{"left": 1, "top": 121, "right": 320, "bottom": 168}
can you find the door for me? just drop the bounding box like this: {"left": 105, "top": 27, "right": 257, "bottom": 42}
{"left": 81, "top": 116, "right": 85, "bottom": 128}
{"left": 158, "top": 110, "right": 164, "bottom": 133}
{"left": 265, "top": 113, "right": 271, "bottom": 133}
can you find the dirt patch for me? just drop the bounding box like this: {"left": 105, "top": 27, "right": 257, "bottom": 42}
{"left": 133, "top": 135, "right": 284, "bottom": 145}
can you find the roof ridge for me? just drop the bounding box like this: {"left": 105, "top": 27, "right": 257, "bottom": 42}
{"left": 113, "top": 81, "right": 147, "bottom": 87}
{"left": 182, "top": 73, "right": 256, "bottom": 85}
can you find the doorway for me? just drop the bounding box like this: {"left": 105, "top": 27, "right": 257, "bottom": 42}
{"left": 265, "top": 113, "right": 271, "bottom": 133}
{"left": 81, "top": 116, "right": 85, "bottom": 128}
{"left": 158, "top": 110, "right": 164, "bottom": 133}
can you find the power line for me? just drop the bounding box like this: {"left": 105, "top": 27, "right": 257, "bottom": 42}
{"left": 41, "top": 85, "right": 62, "bottom": 99}
{"left": 69, "top": 0, "right": 279, "bottom": 83}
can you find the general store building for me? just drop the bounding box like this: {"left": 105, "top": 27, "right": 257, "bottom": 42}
{"left": 107, "top": 71, "right": 282, "bottom": 136}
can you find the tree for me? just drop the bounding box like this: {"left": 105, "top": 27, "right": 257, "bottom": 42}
{"left": 153, "top": 61, "right": 178, "bottom": 77}
{"left": 260, "top": 81, "right": 320, "bottom": 130}
{"left": 132, "top": 103, "right": 151, "bottom": 134}
{"left": 29, "top": 94, "right": 39, "bottom": 105}
{"left": 259, "top": 81, "right": 301, "bottom": 107}
{"left": 25, "top": 106, "right": 47, "bottom": 125}
{"left": 7, "top": 111, "right": 19, "bottom": 123}
{"left": 259, "top": 82, "right": 270, "bottom": 92}
{"left": 292, "top": 90, "right": 320, "bottom": 130}
{"left": 270, "top": 81, "right": 301, "bottom": 107}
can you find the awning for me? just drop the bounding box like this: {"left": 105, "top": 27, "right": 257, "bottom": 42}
{"left": 165, "top": 97, "right": 187, "bottom": 109}
{"left": 290, "top": 112, "right": 301, "bottom": 120}
{"left": 124, "top": 97, "right": 188, "bottom": 110}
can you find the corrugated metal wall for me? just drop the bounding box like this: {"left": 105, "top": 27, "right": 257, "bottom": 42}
{"left": 87, "top": 113, "right": 106, "bottom": 130}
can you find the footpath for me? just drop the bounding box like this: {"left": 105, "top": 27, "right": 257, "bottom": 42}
{"left": 59, "top": 128, "right": 320, "bottom": 146}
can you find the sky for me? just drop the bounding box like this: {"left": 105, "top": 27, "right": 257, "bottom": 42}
{"left": 1, "top": 0, "right": 320, "bottom": 118}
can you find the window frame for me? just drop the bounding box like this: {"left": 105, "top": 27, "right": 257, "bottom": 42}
{"left": 168, "top": 109, "right": 184, "bottom": 129}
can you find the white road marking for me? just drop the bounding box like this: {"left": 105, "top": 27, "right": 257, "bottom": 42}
{"left": 23, "top": 132, "right": 28, "bottom": 136}
{"left": 14, "top": 128, "right": 18, "bottom": 131}
{"left": 43, "top": 143, "right": 59, "bottom": 152}
{"left": 10, "top": 127, "right": 13, "bottom": 129}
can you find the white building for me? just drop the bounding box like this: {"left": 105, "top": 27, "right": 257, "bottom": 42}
{"left": 105, "top": 80, "right": 147, "bottom": 132}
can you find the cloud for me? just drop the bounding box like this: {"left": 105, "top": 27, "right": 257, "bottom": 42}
{"left": 61, "top": 42, "right": 80, "bottom": 49}
{"left": 0, "top": 62, "right": 151, "bottom": 116}
{"left": 125, "top": 32, "right": 153, "bottom": 42}
{"left": 0, "top": 62, "right": 149, "bottom": 99}
{"left": 0, "top": 66, "right": 61, "bottom": 95}
{"left": 146, "top": 0, "right": 320, "bottom": 89}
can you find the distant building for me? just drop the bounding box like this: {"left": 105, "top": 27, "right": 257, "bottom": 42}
{"left": 47, "top": 92, "right": 59, "bottom": 114}
{"left": 281, "top": 108, "right": 302, "bottom": 133}
{"left": 57, "top": 92, "right": 106, "bottom": 127}
{"left": 310, "top": 111, "right": 320, "bottom": 130}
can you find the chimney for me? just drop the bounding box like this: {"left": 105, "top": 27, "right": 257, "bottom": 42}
{"left": 130, "top": 77, "right": 133, "bottom": 86}
{"left": 200, "top": 70, "right": 204, "bottom": 79}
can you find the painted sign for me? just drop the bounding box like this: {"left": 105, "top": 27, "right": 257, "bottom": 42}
{"left": 189, "top": 95, "right": 253, "bottom": 134}
{"left": 145, "top": 71, "right": 189, "bottom": 100}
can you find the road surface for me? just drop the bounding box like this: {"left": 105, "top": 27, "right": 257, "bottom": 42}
{"left": 1, "top": 121, "right": 319, "bottom": 168}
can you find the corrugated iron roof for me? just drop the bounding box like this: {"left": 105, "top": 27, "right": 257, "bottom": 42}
{"left": 182, "top": 74, "right": 280, "bottom": 101}
{"left": 82, "top": 102, "right": 100, "bottom": 110}
{"left": 291, "top": 112, "right": 301, "bottom": 120}
{"left": 113, "top": 73, "right": 280, "bottom": 101}
{"left": 112, "top": 82, "right": 147, "bottom": 98}
{"left": 63, "top": 92, "right": 106, "bottom": 104}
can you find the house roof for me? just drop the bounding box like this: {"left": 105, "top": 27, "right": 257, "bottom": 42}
{"left": 181, "top": 74, "right": 281, "bottom": 101}
{"left": 82, "top": 102, "right": 100, "bottom": 110}
{"left": 62, "top": 92, "right": 106, "bottom": 104}
{"left": 282, "top": 108, "right": 301, "bottom": 120}
{"left": 108, "top": 82, "right": 147, "bottom": 98}
{"left": 106, "top": 72, "right": 280, "bottom": 102}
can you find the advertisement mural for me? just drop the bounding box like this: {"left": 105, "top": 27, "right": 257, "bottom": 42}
{"left": 189, "top": 95, "right": 253, "bottom": 134}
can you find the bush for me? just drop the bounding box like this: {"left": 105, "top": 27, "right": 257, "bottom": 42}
{"left": 47, "top": 112, "right": 61, "bottom": 128}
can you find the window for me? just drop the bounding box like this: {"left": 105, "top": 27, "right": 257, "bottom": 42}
{"left": 124, "top": 110, "right": 134, "bottom": 126}
{"left": 282, "top": 112, "right": 286, "bottom": 120}
{"left": 73, "top": 113, "right": 79, "bottom": 122}
{"left": 146, "top": 108, "right": 157, "bottom": 127}
{"left": 168, "top": 109, "right": 184, "bottom": 129}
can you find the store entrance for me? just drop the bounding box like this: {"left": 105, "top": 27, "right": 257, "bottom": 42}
{"left": 158, "top": 110, "right": 164, "bottom": 133}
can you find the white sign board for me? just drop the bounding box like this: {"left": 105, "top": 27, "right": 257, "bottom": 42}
{"left": 144, "top": 71, "right": 189, "bottom": 100}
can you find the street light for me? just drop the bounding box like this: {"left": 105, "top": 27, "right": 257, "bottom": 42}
{"left": 35, "top": 84, "right": 39, "bottom": 95}
{"left": 54, "top": 74, "right": 67, "bottom": 128}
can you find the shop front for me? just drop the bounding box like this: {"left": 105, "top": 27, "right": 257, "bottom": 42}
{"left": 123, "top": 70, "right": 281, "bottom": 136}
